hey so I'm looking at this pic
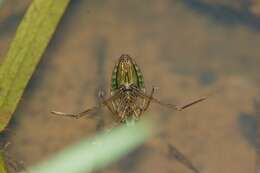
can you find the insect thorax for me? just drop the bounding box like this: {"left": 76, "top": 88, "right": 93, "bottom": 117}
{"left": 111, "top": 87, "right": 146, "bottom": 122}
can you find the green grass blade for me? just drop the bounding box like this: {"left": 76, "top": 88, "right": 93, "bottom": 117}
{"left": 0, "top": 152, "right": 7, "bottom": 173}
{"left": 0, "top": 0, "right": 70, "bottom": 131}
{"left": 21, "top": 120, "right": 155, "bottom": 173}
{"left": 0, "top": 0, "right": 4, "bottom": 7}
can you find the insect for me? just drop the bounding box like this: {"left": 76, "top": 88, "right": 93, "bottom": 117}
{"left": 51, "top": 54, "right": 205, "bottom": 173}
{"left": 51, "top": 54, "right": 206, "bottom": 123}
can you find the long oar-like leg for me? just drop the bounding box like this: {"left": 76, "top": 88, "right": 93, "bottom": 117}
{"left": 151, "top": 96, "right": 206, "bottom": 111}
{"left": 132, "top": 86, "right": 206, "bottom": 111}
{"left": 177, "top": 97, "right": 206, "bottom": 110}
{"left": 132, "top": 86, "right": 179, "bottom": 110}
{"left": 51, "top": 91, "right": 121, "bottom": 119}
{"left": 168, "top": 144, "right": 200, "bottom": 173}
{"left": 51, "top": 107, "right": 98, "bottom": 119}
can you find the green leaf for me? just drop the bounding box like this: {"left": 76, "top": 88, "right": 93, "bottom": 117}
{"left": 0, "top": 152, "right": 7, "bottom": 173}
{"left": 20, "top": 119, "right": 155, "bottom": 173}
{"left": 0, "top": 0, "right": 70, "bottom": 131}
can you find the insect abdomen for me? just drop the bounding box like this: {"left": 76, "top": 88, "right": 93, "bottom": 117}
{"left": 110, "top": 55, "right": 145, "bottom": 94}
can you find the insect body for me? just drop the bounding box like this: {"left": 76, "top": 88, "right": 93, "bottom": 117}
{"left": 51, "top": 54, "right": 206, "bottom": 123}
{"left": 109, "top": 55, "right": 148, "bottom": 122}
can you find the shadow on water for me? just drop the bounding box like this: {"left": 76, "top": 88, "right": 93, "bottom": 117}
{"left": 238, "top": 112, "right": 256, "bottom": 146}
{"left": 198, "top": 69, "right": 217, "bottom": 86}
{"left": 238, "top": 99, "right": 260, "bottom": 147}
{"left": 94, "top": 37, "right": 108, "bottom": 131}
{"left": 181, "top": 0, "right": 260, "bottom": 30}
{"left": 0, "top": 11, "right": 24, "bottom": 37}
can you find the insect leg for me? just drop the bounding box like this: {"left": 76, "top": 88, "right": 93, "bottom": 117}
{"left": 132, "top": 86, "right": 206, "bottom": 111}
{"left": 168, "top": 144, "right": 200, "bottom": 173}
{"left": 51, "top": 107, "right": 98, "bottom": 119}
{"left": 150, "top": 96, "right": 206, "bottom": 111}
{"left": 118, "top": 103, "right": 128, "bottom": 122}
{"left": 99, "top": 91, "right": 120, "bottom": 119}
{"left": 116, "top": 94, "right": 128, "bottom": 113}
{"left": 177, "top": 97, "right": 207, "bottom": 110}
{"left": 130, "top": 102, "right": 142, "bottom": 119}
{"left": 131, "top": 86, "right": 179, "bottom": 110}
{"left": 51, "top": 90, "right": 122, "bottom": 119}
{"left": 131, "top": 87, "right": 155, "bottom": 117}
{"left": 142, "top": 87, "right": 155, "bottom": 111}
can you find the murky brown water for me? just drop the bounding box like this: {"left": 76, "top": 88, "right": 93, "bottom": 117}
{"left": 0, "top": 0, "right": 260, "bottom": 173}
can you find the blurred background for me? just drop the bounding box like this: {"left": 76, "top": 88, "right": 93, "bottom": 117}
{"left": 0, "top": 0, "right": 260, "bottom": 173}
